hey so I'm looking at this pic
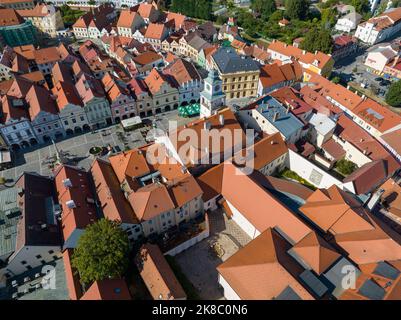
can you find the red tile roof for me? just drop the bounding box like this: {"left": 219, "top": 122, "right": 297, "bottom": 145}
{"left": 135, "top": 243, "right": 186, "bottom": 300}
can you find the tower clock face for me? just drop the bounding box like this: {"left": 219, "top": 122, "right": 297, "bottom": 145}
{"left": 215, "top": 85, "right": 220, "bottom": 92}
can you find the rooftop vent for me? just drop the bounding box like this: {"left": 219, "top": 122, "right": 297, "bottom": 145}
{"left": 63, "top": 178, "right": 72, "bottom": 188}
{"left": 66, "top": 200, "right": 76, "bottom": 209}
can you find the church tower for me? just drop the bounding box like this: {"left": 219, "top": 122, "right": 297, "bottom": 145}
{"left": 199, "top": 69, "right": 226, "bottom": 118}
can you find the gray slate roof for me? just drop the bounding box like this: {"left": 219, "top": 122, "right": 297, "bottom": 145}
{"left": 212, "top": 47, "right": 259, "bottom": 74}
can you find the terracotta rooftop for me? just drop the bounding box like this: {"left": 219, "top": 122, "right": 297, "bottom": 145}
{"left": 81, "top": 279, "right": 131, "bottom": 300}
{"left": 135, "top": 243, "right": 186, "bottom": 300}
{"left": 217, "top": 228, "right": 314, "bottom": 300}
{"left": 54, "top": 165, "right": 97, "bottom": 243}
{"left": 292, "top": 231, "right": 341, "bottom": 274}
{"left": 221, "top": 162, "right": 311, "bottom": 243}
{"left": 91, "top": 158, "right": 139, "bottom": 224}
{"left": 268, "top": 40, "right": 333, "bottom": 70}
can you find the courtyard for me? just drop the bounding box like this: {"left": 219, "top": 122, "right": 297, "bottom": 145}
{"left": 173, "top": 209, "right": 251, "bottom": 300}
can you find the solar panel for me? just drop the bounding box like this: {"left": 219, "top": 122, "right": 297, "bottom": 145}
{"left": 300, "top": 270, "right": 328, "bottom": 298}
{"left": 358, "top": 279, "right": 386, "bottom": 300}
{"left": 373, "top": 262, "right": 400, "bottom": 280}
{"left": 275, "top": 286, "right": 302, "bottom": 300}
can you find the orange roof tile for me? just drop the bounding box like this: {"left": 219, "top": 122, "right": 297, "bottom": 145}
{"left": 81, "top": 279, "right": 131, "bottom": 300}
{"left": 135, "top": 243, "right": 186, "bottom": 300}
{"left": 217, "top": 228, "right": 314, "bottom": 300}
{"left": 128, "top": 183, "right": 175, "bottom": 221}
{"left": 91, "top": 159, "right": 138, "bottom": 224}
{"left": 54, "top": 165, "right": 97, "bottom": 242}
{"left": 292, "top": 231, "right": 341, "bottom": 274}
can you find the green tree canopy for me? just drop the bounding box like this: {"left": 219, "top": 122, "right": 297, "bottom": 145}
{"left": 170, "top": 0, "right": 212, "bottom": 20}
{"left": 285, "top": 0, "right": 310, "bottom": 20}
{"left": 251, "top": 0, "right": 277, "bottom": 20}
{"left": 300, "top": 27, "right": 333, "bottom": 53}
{"left": 350, "top": 0, "right": 370, "bottom": 14}
{"left": 386, "top": 80, "right": 401, "bottom": 107}
{"left": 71, "top": 219, "right": 129, "bottom": 285}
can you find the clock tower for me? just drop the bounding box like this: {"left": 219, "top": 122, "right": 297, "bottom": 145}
{"left": 199, "top": 69, "right": 226, "bottom": 118}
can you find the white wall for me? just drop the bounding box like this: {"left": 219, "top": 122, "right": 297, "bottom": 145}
{"left": 226, "top": 200, "right": 260, "bottom": 239}
{"left": 218, "top": 274, "right": 241, "bottom": 300}
{"left": 287, "top": 149, "right": 355, "bottom": 192}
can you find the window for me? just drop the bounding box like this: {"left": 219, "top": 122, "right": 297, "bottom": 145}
{"left": 48, "top": 250, "right": 54, "bottom": 254}
{"left": 21, "top": 260, "right": 27, "bottom": 265}
{"left": 35, "top": 254, "right": 42, "bottom": 259}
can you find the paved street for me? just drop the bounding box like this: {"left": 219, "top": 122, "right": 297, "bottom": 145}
{"left": 0, "top": 110, "right": 195, "bottom": 181}
{"left": 174, "top": 209, "right": 251, "bottom": 300}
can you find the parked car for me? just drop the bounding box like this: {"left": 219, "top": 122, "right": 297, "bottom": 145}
{"left": 375, "top": 77, "right": 384, "bottom": 81}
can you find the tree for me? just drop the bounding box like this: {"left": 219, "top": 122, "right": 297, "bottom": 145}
{"left": 251, "top": 0, "right": 277, "bottom": 20}
{"left": 285, "top": 0, "right": 310, "bottom": 20}
{"left": 71, "top": 219, "right": 129, "bottom": 285}
{"left": 300, "top": 27, "right": 333, "bottom": 54}
{"left": 335, "top": 158, "right": 357, "bottom": 175}
{"left": 170, "top": 0, "right": 212, "bottom": 20}
{"left": 351, "top": 0, "right": 370, "bottom": 14}
{"left": 320, "top": 7, "right": 337, "bottom": 27}
{"left": 386, "top": 80, "right": 401, "bottom": 107}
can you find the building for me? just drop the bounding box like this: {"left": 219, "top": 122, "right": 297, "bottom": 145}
{"left": 199, "top": 69, "right": 226, "bottom": 118}
{"left": 25, "top": 84, "right": 65, "bottom": 143}
{"left": 163, "top": 58, "right": 203, "bottom": 107}
{"left": 0, "top": 0, "right": 35, "bottom": 10}
{"left": 143, "top": 23, "right": 169, "bottom": 50}
{"left": 16, "top": 4, "right": 64, "bottom": 39}
{"left": 217, "top": 228, "right": 315, "bottom": 300}
{"left": 75, "top": 73, "right": 113, "bottom": 129}
{"left": 249, "top": 95, "right": 304, "bottom": 144}
{"left": 90, "top": 159, "right": 143, "bottom": 244}
{"left": 331, "top": 35, "right": 358, "bottom": 62}
{"left": 258, "top": 61, "right": 303, "bottom": 96}
{"left": 80, "top": 279, "right": 131, "bottom": 300}
{"left": 54, "top": 165, "right": 97, "bottom": 249}
{"left": 108, "top": 145, "right": 204, "bottom": 237}
{"left": 72, "top": 4, "right": 117, "bottom": 40}
{"left": 135, "top": 244, "right": 186, "bottom": 300}
{"left": 144, "top": 68, "right": 179, "bottom": 114}
{"left": 0, "top": 8, "right": 37, "bottom": 47}
{"left": 0, "top": 173, "right": 61, "bottom": 278}
{"left": 211, "top": 47, "right": 260, "bottom": 100}
{"left": 131, "top": 51, "right": 163, "bottom": 76}
{"left": 52, "top": 80, "right": 91, "bottom": 135}
{"left": 128, "top": 77, "right": 154, "bottom": 117}
{"left": 101, "top": 73, "right": 136, "bottom": 122}
{"left": 355, "top": 7, "right": 401, "bottom": 45}
{"left": 156, "top": 108, "right": 246, "bottom": 173}
{"left": 267, "top": 40, "right": 334, "bottom": 77}
{"left": 335, "top": 11, "right": 362, "bottom": 33}
{"left": 116, "top": 10, "right": 145, "bottom": 38}
{"left": 197, "top": 133, "right": 288, "bottom": 211}
{"left": 364, "top": 44, "right": 399, "bottom": 75}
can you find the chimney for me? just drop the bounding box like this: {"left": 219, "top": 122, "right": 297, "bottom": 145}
{"left": 346, "top": 85, "right": 350, "bottom": 90}
{"left": 362, "top": 94, "right": 366, "bottom": 99}
{"left": 273, "top": 112, "right": 279, "bottom": 122}
{"left": 204, "top": 121, "right": 211, "bottom": 131}
{"left": 286, "top": 104, "right": 290, "bottom": 114}
{"left": 302, "top": 50, "right": 306, "bottom": 55}
{"left": 219, "top": 114, "right": 224, "bottom": 126}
